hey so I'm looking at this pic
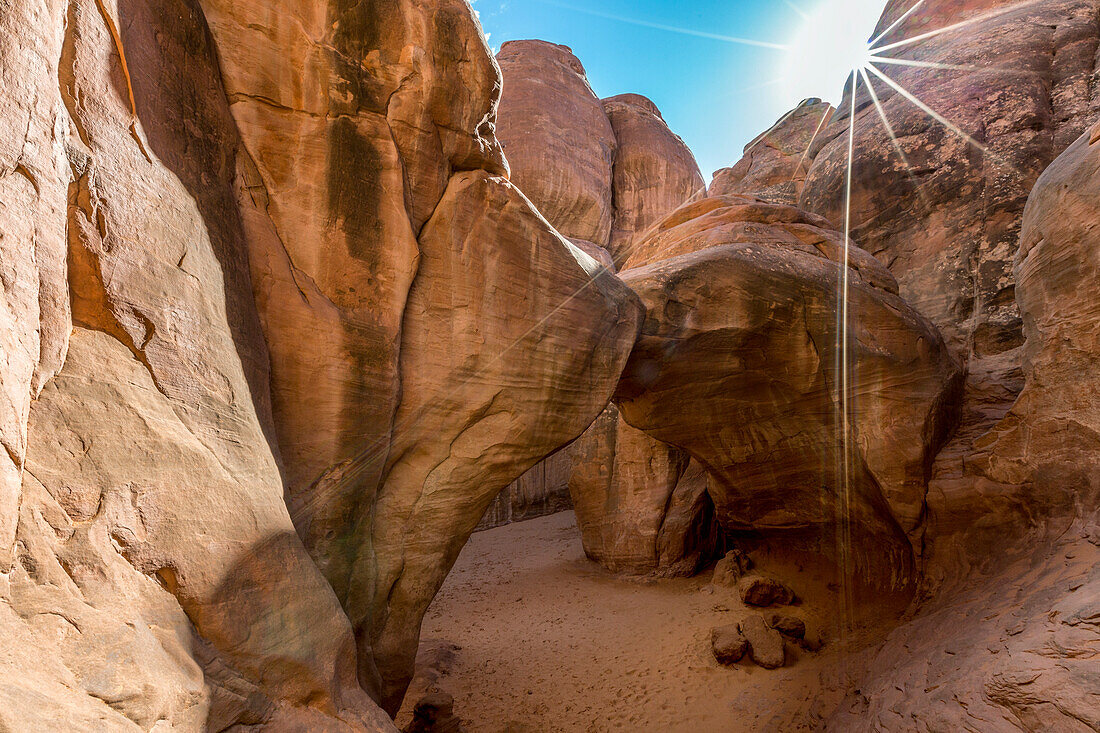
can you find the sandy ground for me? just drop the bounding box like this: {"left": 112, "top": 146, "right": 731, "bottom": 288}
{"left": 395, "top": 511, "right": 891, "bottom": 732}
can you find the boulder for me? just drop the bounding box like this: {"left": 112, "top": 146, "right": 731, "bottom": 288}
{"left": 711, "top": 549, "right": 754, "bottom": 587}
{"left": 603, "top": 93, "right": 706, "bottom": 265}
{"left": 711, "top": 625, "right": 749, "bottom": 665}
{"left": 767, "top": 614, "right": 807, "bottom": 640}
{"left": 496, "top": 40, "right": 616, "bottom": 247}
{"left": 738, "top": 615, "right": 786, "bottom": 670}
{"left": 710, "top": 98, "right": 834, "bottom": 205}
{"left": 739, "top": 577, "right": 796, "bottom": 608}
{"left": 404, "top": 693, "right": 463, "bottom": 733}
{"left": 615, "top": 196, "right": 963, "bottom": 586}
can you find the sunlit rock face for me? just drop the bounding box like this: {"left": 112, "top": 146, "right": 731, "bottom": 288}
{"left": 614, "top": 196, "right": 963, "bottom": 587}
{"left": 351, "top": 172, "right": 643, "bottom": 712}
{"left": 491, "top": 42, "right": 708, "bottom": 540}
{"left": 804, "top": 0, "right": 1100, "bottom": 358}
{"left": 1, "top": 0, "right": 644, "bottom": 725}
{"left": 1, "top": 0, "right": 392, "bottom": 728}
{"left": 604, "top": 94, "right": 707, "bottom": 266}
{"left": 496, "top": 40, "right": 616, "bottom": 247}
{"left": 199, "top": 0, "right": 645, "bottom": 715}
{"left": 800, "top": 0, "right": 1100, "bottom": 435}
{"left": 710, "top": 99, "right": 835, "bottom": 206}
{"left": 828, "top": 128, "right": 1100, "bottom": 733}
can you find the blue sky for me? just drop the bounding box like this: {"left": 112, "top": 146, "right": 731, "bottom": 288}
{"left": 474, "top": 0, "right": 886, "bottom": 180}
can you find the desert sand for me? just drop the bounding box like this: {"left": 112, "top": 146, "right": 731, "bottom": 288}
{"left": 397, "top": 512, "right": 901, "bottom": 732}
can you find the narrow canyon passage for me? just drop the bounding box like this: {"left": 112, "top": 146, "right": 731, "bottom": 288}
{"left": 396, "top": 512, "right": 902, "bottom": 732}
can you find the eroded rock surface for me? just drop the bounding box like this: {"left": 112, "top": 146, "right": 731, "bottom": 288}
{"left": 2, "top": 0, "right": 394, "bottom": 728}
{"left": 568, "top": 407, "right": 720, "bottom": 576}
{"left": 496, "top": 40, "right": 616, "bottom": 247}
{"left": 711, "top": 98, "right": 834, "bottom": 205}
{"left": 355, "top": 172, "right": 642, "bottom": 710}
{"left": 1, "top": 0, "right": 644, "bottom": 727}
{"left": 834, "top": 129, "right": 1100, "bottom": 732}
{"left": 616, "top": 196, "right": 963, "bottom": 586}
{"left": 603, "top": 94, "right": 706, "bottom": 265}
{"left": 803, "top": 0, "right": 1100, "bottom": 360}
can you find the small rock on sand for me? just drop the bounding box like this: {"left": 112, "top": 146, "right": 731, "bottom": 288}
{"left": 712, "top": 549, "right": 754, "bottom": 586}
{"left": 404, "top": 693, "right": 464, "bottom": 733}
{"left": 739, "top": 575, "right": 796, "bottom": 607}
{"left": 767, "top": 613, "right": 806, "bottom": 640}
{"left": 739, "top": 615, "right": 786, "bottom": 669}
{"left": 711, "top": 624, "right": 749, "bottom": 665}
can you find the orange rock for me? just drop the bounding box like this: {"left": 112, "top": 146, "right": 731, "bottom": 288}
{"left": 603, "top": 94, "right": 706, "bottom": 266}
{"left": 710, "top": 98, "right": 834, "bottom": 205}
{"left": 497, "top": 40, "right": 616, "bottom": 247}
{"left": 616, "top": 198, "right": 963, "bottom": 586}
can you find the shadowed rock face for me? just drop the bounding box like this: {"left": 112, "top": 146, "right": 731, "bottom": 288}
{"left": 496, "top": 40, "right": 616, "bottom": 247}
{"left": 974, "top": 128, "right": 1100, "bottom": 531}
{"left": 568, "top": 407, "right": 720, "bottom": 576}
{"left": 710, "top": 99, "right": 835, "bottom": 206}
{"left": 835, "top": 129, "right": 1100, "bottom": 732}
{"left": 614, "top": 197, "right": 963, "bottom": 587}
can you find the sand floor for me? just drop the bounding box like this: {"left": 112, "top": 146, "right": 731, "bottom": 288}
{"left": 395, "top": 511, "right": 884, "bottom": 732}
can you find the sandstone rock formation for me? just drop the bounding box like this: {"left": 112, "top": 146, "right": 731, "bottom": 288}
{"left": 496, "top": 41, "right": 616, "bottom": 247}
{"left": 476, "top": 448, "right": 573, "bottom": 531}
{"left": 356, "top": 172, "right": 642, "bottom": 711}
{"left": 831, "top": 128, "right": 1100, "bottom": 732}
{"left": 710, "top": 98, "right": 835, "bottom": 205}
{"left": 785, "top": 2, "right": 1100, "bottom": 725}
{"left": 2, "top": 0, "right": 393, "bottom": 728}
{"left": 799, "top": 1, "right": 1100, "bottom": 523}
{"left": 492, "top": 41, "right": 709, "bottom": 544}
{"left": 604, "top": 94, "right": 706, "bottom": 264}
{"left": 496, "top": 41, "right": 706, "bottom": 267}
{"left": 197, "top": 1, "right": 644, "bottom": 714}
{"left": 615, "top": 195, "right": 964, "bottom": 585}
{"left": 568, "top": 408, "right": 720, "bottom": 576}
{"left": 1, "top": 0, "right": 644, "bottom": 726}
{"left": 803, "top": 0, "right": 1100, "bottom": 360}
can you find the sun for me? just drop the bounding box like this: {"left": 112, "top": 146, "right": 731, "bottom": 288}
{"left": 777, "top": 0, "right": 884, "bottom": 108}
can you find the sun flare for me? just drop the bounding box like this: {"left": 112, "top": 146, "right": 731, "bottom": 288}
{"left": 777, "top": 0, "right": 884, "bottom": 107}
